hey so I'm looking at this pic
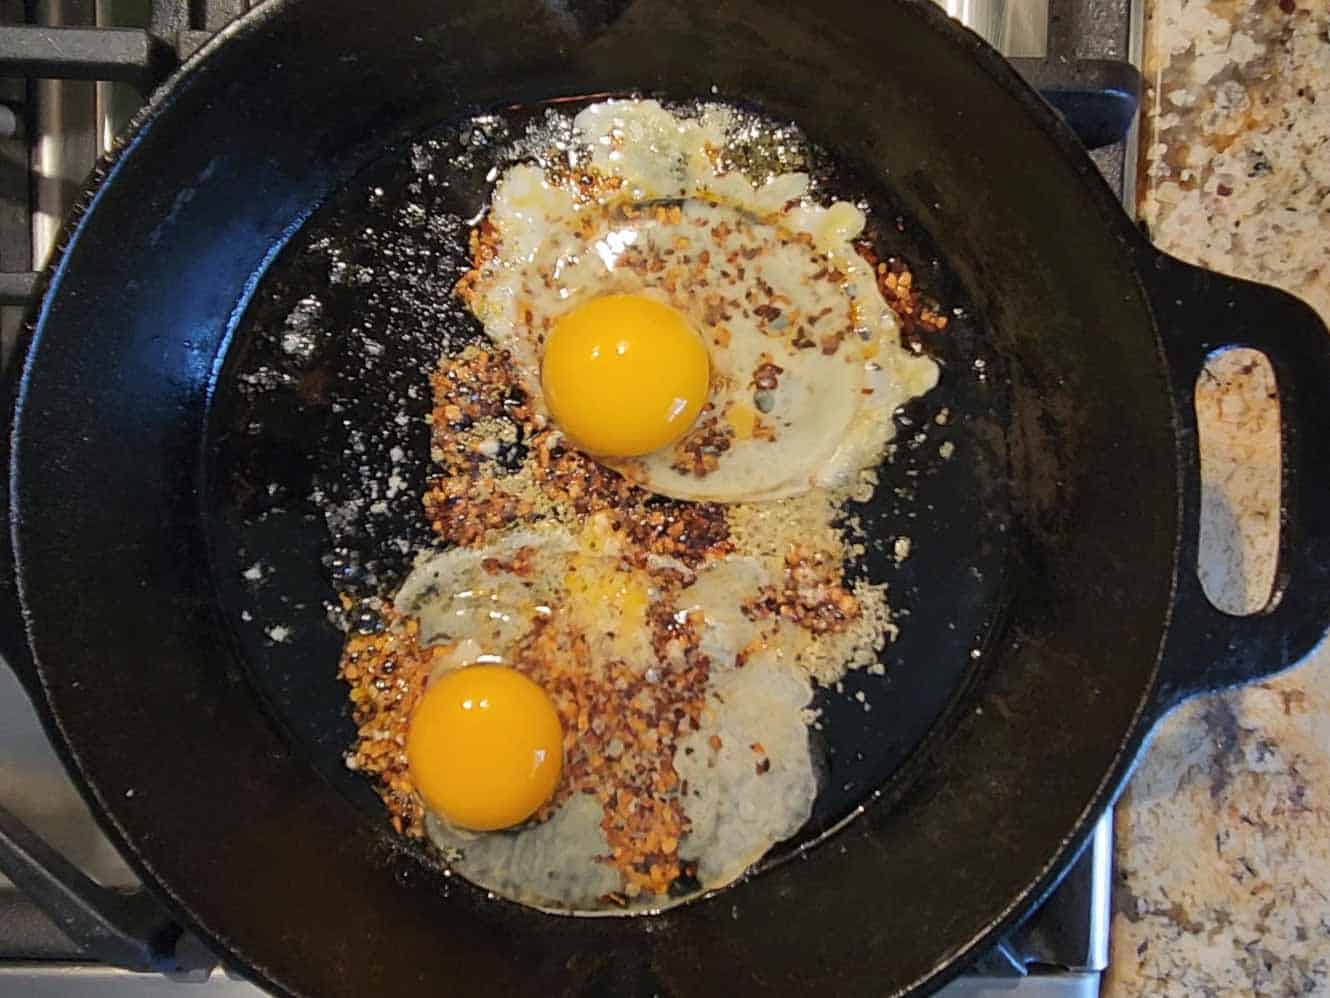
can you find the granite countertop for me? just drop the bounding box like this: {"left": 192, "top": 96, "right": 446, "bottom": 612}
{"left": 1106, "top": 1, "right": 1330, "bottom": 994}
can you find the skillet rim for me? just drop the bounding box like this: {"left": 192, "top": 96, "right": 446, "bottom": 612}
{"left": 4, "top": 1, "right": 1179, "bottom": 994}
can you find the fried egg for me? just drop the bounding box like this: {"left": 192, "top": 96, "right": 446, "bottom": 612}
{"left": 460, "top": 99, "right": 939, "bottom": 501}
{"left": 392, "top": 522, "right": 819, "bottom": 912}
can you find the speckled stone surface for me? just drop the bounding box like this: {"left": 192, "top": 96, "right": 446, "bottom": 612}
{"left": 1106, "top": 2, "right": 1330, "bottom": 995}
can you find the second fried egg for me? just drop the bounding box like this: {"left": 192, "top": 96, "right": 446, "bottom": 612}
{"left": 392, "top": 521, "right": 819, "bottom": 912}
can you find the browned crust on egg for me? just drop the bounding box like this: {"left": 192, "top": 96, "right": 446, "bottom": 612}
{"left": 751, "top": 358, "right": 784, "bottom": 391}
{"left": 422, "top": 346, "right": 731, "bottom": 567}
{"left": 853, "top": 241, "right": 950, "bottom": 343}
{"left": 668, "top": 409, "right": 734, "bottom": 478}
{"left": 453, "top": 220, "right": 501, "bottom": 308}
{"left": 339, "top": 605, "right": 436, "bottom": 838}
{"left": 510, "top": 601, "right": 712, "bottom": 899}
{"left": 742, "top": 544, "right": 862, "bottom": 634}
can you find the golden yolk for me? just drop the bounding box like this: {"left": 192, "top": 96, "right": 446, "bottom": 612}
{"left": 541, "top": 294, "right": 709, "bottom": 458}
{"left": 406, "top": 665, "right": 563, "bottom": 832}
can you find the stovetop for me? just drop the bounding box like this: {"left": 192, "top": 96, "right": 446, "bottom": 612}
{"left": 0, "top": 1, "right": 1139, "bottom": 994}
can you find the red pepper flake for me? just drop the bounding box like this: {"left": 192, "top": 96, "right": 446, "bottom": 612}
{"left": 752, "top": 361, "right": 784, "bottom": 390}
{"left": 1216, "top": 183, "right": 1233, "bottom": 197}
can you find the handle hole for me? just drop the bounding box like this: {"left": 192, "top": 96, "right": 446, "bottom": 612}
{"left": 1194, "top": 348, "right": 1280, "bottom": 615}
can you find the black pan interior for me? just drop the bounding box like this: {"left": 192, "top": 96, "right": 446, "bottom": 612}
{"left": 205, "top": 95, "right": 1009, "bottom": 866}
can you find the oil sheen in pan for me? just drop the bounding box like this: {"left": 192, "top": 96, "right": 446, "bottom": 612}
{"left": 205, "top": 94, "right": 1011, "bottom": 909}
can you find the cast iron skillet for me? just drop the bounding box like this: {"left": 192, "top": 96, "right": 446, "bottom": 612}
{"left": 2, "top": 1, "right": 1330, "bottom": 995}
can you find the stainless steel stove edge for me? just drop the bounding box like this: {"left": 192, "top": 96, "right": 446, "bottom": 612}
{"left": 0, "top": 964, "right": 1107, "bottom": 997}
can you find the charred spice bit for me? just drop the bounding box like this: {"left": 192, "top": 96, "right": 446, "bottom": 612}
{"left": 854, "top": 242, "right": 949, "bottom": 348}
{"left": 742, "top": 544, "right": 862, "bottom": 634}
{"left": 338, "top": 604, "right": 440, "bottom": 838}
{"left": 752, "top": 358, "right": 784, "bottom": 391}
{"left": 505, "top": 594, "right": 712, "bottom": 897}
{"left": 531, "top": 431, "right": 731, "bottom": 566}
{"left": 669, "top": 414, "right": 734, "bottom": 478}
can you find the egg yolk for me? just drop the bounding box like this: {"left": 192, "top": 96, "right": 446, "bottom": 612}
{"left": 406, "top": 665, "right": 563, "bottom": 832}
{"left": 541, "top": 294, "right": 710, "bottom": 458}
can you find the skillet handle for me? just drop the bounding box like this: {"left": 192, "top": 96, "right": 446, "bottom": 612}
{"left": 1011, "top": 57, "right": 1140, "bottom": 151}
{"left": 1141, "top": 249, "right": 1330, "bottom": 716}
